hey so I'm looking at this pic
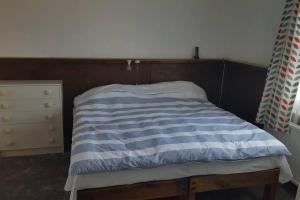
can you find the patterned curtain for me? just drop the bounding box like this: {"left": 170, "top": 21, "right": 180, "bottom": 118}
{"left": 256, "top": 0, "right": 300, "bottom": 133}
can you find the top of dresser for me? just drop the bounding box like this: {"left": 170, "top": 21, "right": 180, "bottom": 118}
{"left": 0, "top": 80, "right": 62, "bottom": 85}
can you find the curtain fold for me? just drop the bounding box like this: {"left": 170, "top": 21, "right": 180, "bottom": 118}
{"left": 256, "top": 0, "right": 300, "bottom": 133}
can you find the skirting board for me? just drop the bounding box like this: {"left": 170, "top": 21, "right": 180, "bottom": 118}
{"left": 0, "top": 146, "right": 64, "bottom": 157}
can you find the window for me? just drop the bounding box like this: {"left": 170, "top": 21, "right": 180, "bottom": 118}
{"left": 292, "top": 83, "right": 300, "bottom": 125}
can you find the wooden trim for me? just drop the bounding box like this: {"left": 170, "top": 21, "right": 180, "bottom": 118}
{"left": 189, "top": 168, "right": 279, "bottom": 192}
{"left": 77, "top": 168, "right": 280, "bottom": 200}
{"left": 225, "top": 59, "right": 267, "bottom": 69}
{"left": 77, "top": 178, "right": 189, "bottom": 200}
{"left": 0, "top": 57, "right": 221, "bottom": 64}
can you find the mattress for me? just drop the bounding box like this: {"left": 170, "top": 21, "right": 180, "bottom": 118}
{"left": 65, "top": 156, "right": 292, "bottom": 200}
{"left": 68, "top": 81, "right": 289, "bottom": 175}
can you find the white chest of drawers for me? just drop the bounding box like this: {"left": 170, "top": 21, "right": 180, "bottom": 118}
{"left": 0, "top": 81, "right": 64, "bottom": 156}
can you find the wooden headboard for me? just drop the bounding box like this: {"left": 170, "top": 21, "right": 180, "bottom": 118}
{"left": 0, "top": 58, "right": 224, "bottom": 151}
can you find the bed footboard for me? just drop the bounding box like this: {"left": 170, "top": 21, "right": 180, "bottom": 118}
{"left": 188, "top": 168, "right": 279, "bottom": 200}
{"left": 77, "top": 168, "right": 280, "bottom": 200}
{"left": 77, "top": 178, "right": 189, "bottom": 200}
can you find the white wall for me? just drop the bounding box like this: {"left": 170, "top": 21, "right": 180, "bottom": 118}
{"left": 224, "top": 0, "right": 285, "bottom": 66}
{"left": 0, "top": 0, "right": 285, "bottom": 66}
{"left": 0, "top": 0, "right": 229, "bottom": 59}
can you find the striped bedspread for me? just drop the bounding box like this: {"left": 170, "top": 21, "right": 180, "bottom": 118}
{"left": 69, "top": 84, "right": 290, "bottom": 176}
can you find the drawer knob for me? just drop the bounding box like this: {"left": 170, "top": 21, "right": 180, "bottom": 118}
{"left": 49, "top": 138, "right": 56, "bottom": 144}
{"left": 0, "top": 103, "right": 9, "bottom": 109}
{"left": 44, "top": 89, "right": 52, "bottom": 95}
{"left": 48, "top": 125, "right": 56, "bottom": 132}
{"left": 3, "top": 128, "right": 13, "bottom": 134}
{"left": 0, "top": 90, "right": 7, "bottom": 96}
{"left": 2, "top": 116, "right": 11, "bottom": 122}
{"left": 5, "top": 140, "right": 14, "bottom": 146}
{"left": 44, "top": 102, "right": 52, "bottom": 108}
{"left": 45, "top": 114, "right": 54, "bottom": 120}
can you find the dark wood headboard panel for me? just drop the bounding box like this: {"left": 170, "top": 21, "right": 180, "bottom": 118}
{"left": 146, "top": 60, "right": 224, "bottom": 105}
{"left": 0, "top": 58, "right": 224, "bottom": 151}
{"left": 221, "top": 60, "right": 267, "bottom": 124}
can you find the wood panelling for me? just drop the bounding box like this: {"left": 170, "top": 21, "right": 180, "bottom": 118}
{"left": 0, "top": 58, "right": 224, "bottom": 151}
{"left": 0, "top": 58, "right": 268, "bottom": 150}
{"left": 221, "top": 60, "right": 267, "bottom": 124}
{"left": 0, "top": 59, "right": 139, "bottom": 151}
{"left": 148, "top": 60, "right": 224, "bottom": 105}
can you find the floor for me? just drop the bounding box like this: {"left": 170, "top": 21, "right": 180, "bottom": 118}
{"left": 0, "top": 153, "right": 297, "bottom": 200}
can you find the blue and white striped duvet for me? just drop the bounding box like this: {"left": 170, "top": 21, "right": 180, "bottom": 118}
{"left": 69, "top": 83, "right": 290, "bottom": 176}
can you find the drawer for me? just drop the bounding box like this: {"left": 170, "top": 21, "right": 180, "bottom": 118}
{"left": 0, "top": 111, "right": 61, "bottom": 124}
{"left": 0, "top": 123, "right": 62, "bottom": 136}
{"left": 0, "top": 133, "right": 62, "bottom": 150}
{"left": 0, "top": 85, "right": 60, "bottom": 99}
{"left": 0, "top": 98, "right": 61, "bottom": 111}
{"left": 0, "top": 123, "right": 63, "bottom": 150}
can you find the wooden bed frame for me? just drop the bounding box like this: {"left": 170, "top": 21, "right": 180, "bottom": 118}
{"left": 77, "top": 168, "right": 280, "bottom": 200}
{"left": 0, "top": 58, "right": 272, "bottom": 199}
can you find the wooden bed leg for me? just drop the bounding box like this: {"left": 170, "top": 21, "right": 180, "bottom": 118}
{"left": 263, "top": 183, "right": 277, "bottom": 200}
{"left": 188, "top": 192, "right": 196, "bottom": 200}
{"left": 178, "top": 195, "right": 187, "bottom": 200}
{"left": 177, "top": 194, "right": 193, "bottom": 200}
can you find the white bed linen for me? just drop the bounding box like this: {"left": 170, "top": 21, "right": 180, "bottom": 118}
{"left": 74, "top": 81, "right": 208, "bottom": 106}
{"left": 65, "top": 156, "right": 292, "bottom": 200}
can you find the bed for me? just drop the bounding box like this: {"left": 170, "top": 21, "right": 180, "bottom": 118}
{"left": 65, "top": 81, "right": 292, "bottom": 200}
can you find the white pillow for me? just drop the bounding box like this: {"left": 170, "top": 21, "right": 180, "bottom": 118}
{"left": 74, "top": 81, "right": 207, "bottom": 106}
